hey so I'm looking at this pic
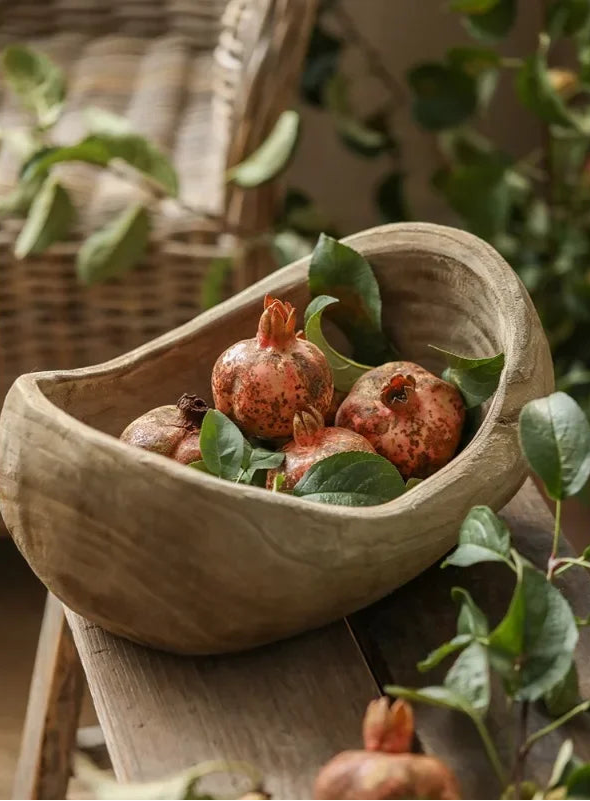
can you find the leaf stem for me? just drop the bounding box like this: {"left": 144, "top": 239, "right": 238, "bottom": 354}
{"left": 547, "top": 499, "right": 562, "bottom": 580}
{"left": 520, "top": 700, "right": 590, "bottom": 759}
{"left": 472, "top": 714, "right": 508, "bottom": 788}
{"left": 510, "top": 702, "right": 529, "bottom": 800}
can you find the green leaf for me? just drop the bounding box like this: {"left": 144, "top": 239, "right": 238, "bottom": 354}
{"left": 443, "top": 506, "right": 512, "bottom": 568}
{"left": 301, "top": 24, "right": 342, "bottom": 106}
{"left": 188, "top": 460, "right": 213, "bottom": 474}
{"left": 199, "top": 410, "right": 244, "bottom": 481}
{"left": 83, "top": 106, "right": 132, "bottom": 136}
{"left": 544, "top": 662, "right": 580, "bottom": 717}
{"left": 445, "top": 642, "right": 490, "bottom": 713}
{"left": 462, "top": 0, "right": 517, "bottom": 41}
{"left": 200, "top": 257, "right": 232, "bottom": 310}
{"left": 453, "top": 587, "right": 489, "bottom": 637}
{"left": 2, "top": 45, "right": 65, "bottom": 127}
{"left": 516, "top": 39, "right": 580, "bottom": 130}
{"left": 324, "top": 74, "right": 390, "bottom": 157}
{"left": 376, "top": 171, "right": 408, "bottom": 223}
{"left": 21, "top": 134, "right": 178, "bottom": 196}
{"left": 548, "top": 739, "right": 575, "bottom": 789}
{"left": 239, "top": 448, "right": 285, "bottom": 484}
{"left": 226, "top": 110, "right": 300, "bottom": 188}
{"left": 304, "top": 296, "right": 371, "bottom": 392}
{"left": 0, "top": 171, "right": 47, "bottom": 217}
{"left": 566, "top": 764, "right": 590, "bottom": 799}
{"left": 407, "top": 63, "right": 477, "bottom": 130}
{"left": 451, "top": 0, "right": 500, "bottom": 10}
{"left": 385, "top": 684, "right": 475, "bottom": 716}
{"left": 431, "top": 345, "right": 504, "bottom": 409}
{"left": 488, "top": 559, "right": 579, "bottom": 701}
{"left": 418, "top": 634, "right": 472, "bottom": 672}
{"left": 308, "top": 233, "right": 398, "bottom": 364}
{"left": 76, "top": 204, "right": 150, "bottom": 285}
{"left": 405, "top": 477, "right": 423, "bottom": 491}
{"left": 546, "top": 0, "right": 590, "bottom": 37}
{"left": 292, "top": 451, "right": 405, "bottom": 507}
{"left": 272, "top": 230, "right": 312, "bottom": 267}
{"left": 447, "top": 46, "right": 500, "bottom": 108}
{"left": 14, "top": 177, "right": 74, "bottom": 257}
{"left": 271, "top": 473, "right": 286, "bottom": 492}
{"left": 518, "top": 392, "right": 590, "bottom": 500}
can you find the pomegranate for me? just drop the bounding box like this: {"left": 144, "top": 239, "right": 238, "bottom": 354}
{"left": 313, "top": 751, "right": 461, "bottom": 800}
{"left": 363, "top": 698, "right": 414, "bottom": 755}
{"left": 335, "top": 362, "right": 465, "bottom": 480}
{"left": 211, "top": 295, "right": 334, "bottom": 440}
{"left": 120, "top": 394, "right": 208, "bottom": 465}
{"left": 266, "top": 406, "right": 375, "bottom": 490}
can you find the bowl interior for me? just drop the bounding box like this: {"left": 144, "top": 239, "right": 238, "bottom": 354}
{"left": 38, "top": 243, "right": 504, "bottom": 437}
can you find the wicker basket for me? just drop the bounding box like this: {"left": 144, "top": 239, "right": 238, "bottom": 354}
{"left": 0, "top": 0, "right": 318, "bottom": 402}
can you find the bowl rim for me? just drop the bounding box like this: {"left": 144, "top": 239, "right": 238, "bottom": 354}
{"left": 7, "top": 222, "right": 540, "bottom": 521}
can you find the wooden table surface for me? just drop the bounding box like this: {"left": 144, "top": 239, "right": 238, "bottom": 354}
{"left": 65, "top": 480, "right": 590, "bottom": 799}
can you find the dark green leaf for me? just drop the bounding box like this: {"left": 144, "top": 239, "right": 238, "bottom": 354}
{"left": 76, "top": 204, "right": 150, "bottom": 285}
{"left": 301, "top": 25, "right": 342, "bottom": 106}
{"left": 281, "top": 189, "right": 335, "bottom": 237}
{"left": 304, "top": 296, "right": 371, "bottom": 392}
{"left": 566, "top": 764, "right": 590, "bottom": 799}
{"left": 324, "top": 74, "right": 390, "bottom": 157}
{"left": 447, "top": 46, "right": 500, "bottom": 107}
{"left": 199, "top": 410, "right": 244, "bottom": 481}
{"left": 431, "top": 346, "right": 504, "bottom": 408}
{"left": 516, "top": 39, "right": 580, "bottom": 130}
{"left": 444, "top": 642, "right": 490, "bottom": 713}
{"left": 451, "top": 0, "right": 501, "bottom": 10}
{"left": 188, "top": 461, "right": 213, "bottom": 474}
{"left": 544, "top": 662, "right": 580, "bottom": 717}
{"left": 443, "top": 506, "right": 512, "bottom": 568}
{"left": 14, "top": 177, "right": 74, "bottom": 257}
{"left": 2, "top": 45, "right": 65, "bottom": 127}
{"left": 240, "top": 448, "right": 285, "bottom": 484}
{"left": 308, "top": 233, "right": 398, "bottom": 364}
{"left": 376, "top": 172, "right": 408, "bottom": 223}
{"left": 418, "top": 634, "right": 472, "bottom": 672}
{"left": 518, "top": 392, "right": 590, "bottom": 500}
{"left": 488, "top": 560, "right": 578, "bottom": 700}
{"left": 292, "top": 451, "right": 405, "bottom": 507}
{"left": 546, "top": 0, "right": 590, "bottom": 37}
{"left": 21, "top": 141, "right": 111, "bottom": 181}
{"left": 226, "top": 110, "right": 300, "bottom": 188}
{"left": 407, "top": 63, "right": 477, "bottom": 130}
{"left": 452, "top": 587, "right": 489, "bottom": 636}
{"left": 462, "top": 0, "right": 517, "bottom": 41}
{"left": 200, "top": 258, "right": 233, "bottom": 310}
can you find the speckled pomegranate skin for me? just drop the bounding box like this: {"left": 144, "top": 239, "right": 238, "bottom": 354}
{"left": 120, "top": 395, "right": 207, "bottom": 465}
{"left": 211, "top": 297, "right": 334, "bottom": 440}
{"left": 335, "top": 362, "right": 465, "bottom": 480}
{"left": 266, "top": 407, "right": 375, "bottom": 490}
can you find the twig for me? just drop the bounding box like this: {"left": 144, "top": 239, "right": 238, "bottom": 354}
{"left": 471, "top": 714, "right": 508, "bottom": 788}
{"left": 510, "top": 702, "right": 529, "bottom": 800}
{"left": 519, "top": 700, "right": 590, "bottom": 760}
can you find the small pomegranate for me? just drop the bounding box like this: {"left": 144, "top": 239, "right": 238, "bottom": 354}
{"left": 120, "top": 393, "right": 208, "bottom": 464}
{"left": 335, "top": 362, "right": 465, "bottom": 480}
{"left": 266, "top": 406, "right": 375, "bottom": 490}
{"left": 313, "top": 751, "right": 461, "bottom": 800}
{"left": 211, "top": 295, "right": 334, "bottom": 440}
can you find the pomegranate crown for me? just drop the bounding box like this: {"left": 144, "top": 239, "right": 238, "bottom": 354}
{"left": 293, "top": 406, "right": 324, "bottom": 447}
{"left": 257, "top": 295, "right": 297, "bottom": 348}
{"left": 176, "top": 394, "right": 209, "bottom": 427}
{"left": 362, "top": 697, "right": 414, "bottom": 754}
{"left": 380, "top": 373, "right": 417, "bottom": 409}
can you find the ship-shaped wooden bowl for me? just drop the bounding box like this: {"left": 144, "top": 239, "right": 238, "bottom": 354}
{"left": 0, "top": 224, "right": 553, "bottom": 654}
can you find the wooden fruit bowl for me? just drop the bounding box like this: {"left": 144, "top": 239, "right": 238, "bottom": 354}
{"left": 0, "top": 224, "right": 553, "bottom": 654}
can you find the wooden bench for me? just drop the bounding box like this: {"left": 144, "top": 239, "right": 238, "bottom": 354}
{"left": 13, "top": 480, "right": 590, "bottom": 799}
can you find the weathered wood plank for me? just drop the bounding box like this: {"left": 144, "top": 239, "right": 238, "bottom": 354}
{"left": 13, "top": 594, "right": 84, "bottom": 800}
{"left": 65, "top": 614, "right": 378, "bottom": 799}
{"left": 351, "top": 479, "right": 590, "bottom": 799}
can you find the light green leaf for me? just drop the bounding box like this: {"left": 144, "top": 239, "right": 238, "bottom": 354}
{"left": 200, "top": 257, "right": 233, "bottom": 310}
{"left": 324, "top": 74, "right": 390, "bottom": 157}
{"left": 226, "top": 110, "right": 300, "bottom": 188}
{"left": 430, "top": 345, "right": 504, "bottom": 408}
{"left": 385, "top": 684, "right": 475, "bottom": 716}
{"left": 199, "top": 410, "right": 244, "bottom": 481}
{"left": 271, "top": 473, "right": 286, "bottom": 492}
{"left": 443, "top": 505, "right": 512, "bottom": 568}
{"left": 308, "top": 233, "right": 398, "bottom": 364}
{"left": 188, "top": 460, "right": 213, "bottom": 474}
{"left": 445, "top": 642, "right": 490, "bottom": 713}
{"left": 76, "top": 204, "right": 150, "bottom": 285}
{"left": 83, "top": 106, "right": 132, "bottom": 136}
{"left": 453, "top": 587, "right": 489, "bottom": 636}
{"left": 239, "top": 448, "right": 285, "bottom": 484}
{"left": 0, "top": 171, "right": 47, "bottom": 217}
{"left": 304, "top": 296, "right": 371, "bottom": 392}
{"left": 462, "top": 0, "right": 517, "bottom": 41}
{"left": 544, "top": 662, "right": 580, "bottom": 717}
{"left": 21, "top": 141, "right": 111, "bottom": 181}
{"left": 272, "top": 230, "right": 312, "bottom": 267}
{"left": 548, "top": 739, "right": 575, "bottom": 790}
{"left": 488, "top": 559, "right": 579, "bottom": 701}
{"left": 293, "top": 451, "right": 405, "bottom": 507}
{"left": 518, "top": 392, "right": 590, "bottom": 500}
{"left": 2, "top": 45, "right": 65, "bottom": 127}
{"left": 418, "top": 634, "right": 472, "bottom": 672}
{"left": 407, "top": 63, "right": 477, "bottom": 130}
{"left": 14, "top": 177, "right": 74, "bottom": 257}
{"left": 405, "top": 477, "right": 423, "bottom": 492}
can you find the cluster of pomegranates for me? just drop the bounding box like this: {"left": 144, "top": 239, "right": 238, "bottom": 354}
{"left": 120, "top": 295, "right": 466, "bottom": 489}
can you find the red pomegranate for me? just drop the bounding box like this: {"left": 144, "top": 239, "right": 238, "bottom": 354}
{"left": 211, "top": 296, "right": 334, "bottom": 440}
{"left": 266, "top": 406, "right": 375, "bottom": 490}
{"left": 120, "top": 394, "right": 208, "bottom": 464}
{"left": 335, "top": 362, "right": 465, "bottom": 480}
